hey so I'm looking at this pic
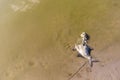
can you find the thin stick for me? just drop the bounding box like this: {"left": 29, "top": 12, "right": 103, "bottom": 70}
{"left": 68, "top": 61, "right": 87, "bottom": 80}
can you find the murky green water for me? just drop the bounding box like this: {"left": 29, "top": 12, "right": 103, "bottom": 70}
{"left": 0, "top": 0, "right": 120, "bottom": 80}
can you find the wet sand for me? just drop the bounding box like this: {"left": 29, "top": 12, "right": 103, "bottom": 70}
{"left": 69, "top": 43, "right": 120, "bottom": 80}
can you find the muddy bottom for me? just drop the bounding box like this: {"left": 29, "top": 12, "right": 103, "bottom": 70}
{"left": 0, "top": 0, "right": 120, "bottom": 80}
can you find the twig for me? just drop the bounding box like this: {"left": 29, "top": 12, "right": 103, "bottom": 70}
{"left": 68, "top": 61, "right": 87, "bottom": 80}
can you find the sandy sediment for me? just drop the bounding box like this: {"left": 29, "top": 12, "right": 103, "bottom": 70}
{"left": 69, "top": 43, "right": 120, "bottom": 80}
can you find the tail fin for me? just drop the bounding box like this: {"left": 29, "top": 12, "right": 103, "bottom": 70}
{"left": 89, "top": 57, "right": 93, "bottom": 67}
{"left": 89, "top": 58, "right": 100, "bottom": 67}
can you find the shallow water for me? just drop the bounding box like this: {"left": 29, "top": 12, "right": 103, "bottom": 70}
{"left": 0, "top": 0, "right": 120, "bottom": 80}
